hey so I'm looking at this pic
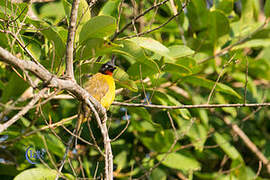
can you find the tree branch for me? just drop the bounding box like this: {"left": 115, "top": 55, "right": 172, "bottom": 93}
{"left": 65, "top": 0, "right": 80, "bottom": 80}
{"left": 0, "top": 88, "right": 47, "bottom": 133}
{"left": 112, "top": 102, "right": 270, "bottom": 109}
{"left": 223, "top": 117, "right": 270, "bottom": 174}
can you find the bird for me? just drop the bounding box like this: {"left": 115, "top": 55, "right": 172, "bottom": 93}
{"left": 84, "top": 61, "right": 116, "bottom": 110}
{"left": 76, "top": 59, "right": 116, "bottom": 133}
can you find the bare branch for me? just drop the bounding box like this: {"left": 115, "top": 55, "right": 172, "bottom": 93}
{"left": 223, "top": 117, "right": 270, "bottom": 174}
{"left": 65, "top": 0, "right": 80, "bottom": 80}
{"left": 113, "top": 102, "right": 270, "bottom": 109}
{"left": 0, "top": 88, "right": 47, "bottom": 133}
{"left": 244, "top": 57, "right": 249, "bottom": 104}
{"left": 85, "top": 99, "right": 113, "bottom": 180}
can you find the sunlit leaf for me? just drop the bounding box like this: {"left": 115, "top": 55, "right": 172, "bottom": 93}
{"left": 157, "top": 153, "right": 201, "bottom": 171}
{"left": 79, "top": 15, "right": 116, "bottom": 43}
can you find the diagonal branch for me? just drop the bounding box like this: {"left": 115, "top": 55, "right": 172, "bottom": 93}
{"left": 223, "top": 117, "right": 270, "bottom": 174}
{"left": 111, "top": 0, "right": 170, "bottom": 41}
{"left": 0, "top": 88, "right": 47, "bottom": 133}
{"left": 65, "top": 0, "right": 80, "bottom": 80}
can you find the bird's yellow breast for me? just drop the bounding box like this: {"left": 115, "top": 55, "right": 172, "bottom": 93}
{"left": 84, "top": 73, "right": 115, "bottom": 109}
{"left": 100, "top": 74, "right": 115, "bottom": 109}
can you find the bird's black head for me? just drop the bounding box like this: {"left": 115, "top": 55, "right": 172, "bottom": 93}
{"left": 99, "top": 61, "right": 116, "bottom": 76}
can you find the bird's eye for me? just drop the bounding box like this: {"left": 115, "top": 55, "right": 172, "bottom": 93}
{"left": 105, "top": 65, "right": 108, "bottom": 68}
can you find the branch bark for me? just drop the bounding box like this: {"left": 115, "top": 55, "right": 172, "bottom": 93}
{"left": 113, "top": 102, "right": 270, "bottom": 109}
{"left": 65, "top": 0, "right": 80, "bottom": 80}
{"left": 0, "top": 88, "right": 47, "bottom": 133}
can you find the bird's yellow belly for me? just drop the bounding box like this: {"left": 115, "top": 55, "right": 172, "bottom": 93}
{"left": 101, "top": 75, "right": 115, "bottom": 109}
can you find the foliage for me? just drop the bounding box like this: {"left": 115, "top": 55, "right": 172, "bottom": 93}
{"left": 0, "top": 0, "right": 270, "bottom": 179}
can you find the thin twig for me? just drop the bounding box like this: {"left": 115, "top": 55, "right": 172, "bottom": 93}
{"left": 0, "top": 29, "right": 44, "bottom": 67}
{"left": 116, "top": 0, "right": 124, "bottom": 33}
{"left": 55, "top": 128, "right": 76, "bottom": 180}
{"left": 78, "top": 156, "right": 85, "bottom": 178}
{"left": 254, "top": 161, "right": 262, "bottom": 179}
{"left": 111, "top": 109, "right": 130, "bottom": 141}
{"left": 111, "top": 0, "right": 170, "bottom": 41}
{"left": 119, "top": 4, "right": 187, "bottom": 40}
{"left": 244, "top": 57, "right": 249, "bottom": 104}
{"left": 139, "top": 64, "right": 150, "bottom": 104}
{"left": 207, "top": 55, "right": 235, "bottom": 104}
{"left": 112, "top": 102, "right": 270, "bottom": 109}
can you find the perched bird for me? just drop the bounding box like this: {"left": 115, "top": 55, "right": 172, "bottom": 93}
{"left": 84, "top": 61, "right": 116, "bottom": 109}
{"left": 77, "top": 60, "right": 116, "bottom": 132}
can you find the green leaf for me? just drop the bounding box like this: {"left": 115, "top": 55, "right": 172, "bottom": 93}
{"left": 186, "top": 0, "right": 208, "bottom": 31}
{"left": 233, "top": 39, "right": 270, "bottom": 49}
{"left": 14, "top": 168, "right": 58, "bottom": 180}
{"left": 183, "top": 76, "right": 241, "bottom": 98}
{"left": 44, "top": 134, "right": 65, "bottom": 157}
{"left": 216, "top": 93, "right": 237, "bottom": 118}
{"left": 231, "top": 72, "right": 257, "bottom": 97}
{"left": 187, "top": 123, "right": 208, "bottom": 151}
{"left": 31, "top": 20, "right": 65, "bottom": 59}
{"left": 208, "top": 10, "right": 230, "bottom": 44}
{"left": 129, "top": 37, "right": 170, "bottom": 57}
{"left": 153, "top": 92, "right": 191, "bottom": 120}
{"left": 114, "top": 40, "right": 160, "bottom": 73}
{"left": 39, "top": 1, "right": 65, "bottom": 23}
{"left": 99, "top": 0, "right": 121, "bottom": 16}
{"left": 163, "top": 62, "right": 192, "bottom": 76}
{"left": 150, "top": 168, "right": 166, "bottom": 180}
{"left": 116, "top": 79, "right": 138, "bottom": 92}
{"left": 213, "top": 132, "right": 242, "bottom": 160}
{"left": 76, "top": 38, "right": 105, "bottom": 60}
{"left": 214, "top": 0, "right": 234, "bottom": 14}
{"left": 79, "top": 15, "right": 116, "bottom": 43}
{"left": 127, "top": 62, "right": 159, "bottom": 79}
{"left": 77, "top": 0, "right": 91, "bottom": 25}
{"left": 193, "top": 95, "right": 209, "bottom": 126}
{"left": 140, "top": 130, "right": 175, "bottom": 152}
{"left": 241, "top": 0, "right": 255, "bottom": 25}
{"left": 113, "top": 67, "right": 138, "bottom": 91}
{"left": 157, "top": 153, "right": 201, "bottom": 171}
{"left": 1, "top": 73, "right": 28, "bottom": 103}
{"left": 62, "top": 0, "right": 71, "bottom": 21}
{"left": 265, "top": 0, "right": 270, "bottom": 17}
{"left": 128, "top": 107, "right": 158, "bottom": 127}
{"left": 167, "top": 45, "right": 195, "bottom": 60}
{"left": 114, "top": 151, "right": 127, "bottom": 170}
{"left": 22, "top": 35, "right": 42, "bottom": 60}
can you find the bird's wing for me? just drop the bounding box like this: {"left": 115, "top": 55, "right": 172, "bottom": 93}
{"left": 84, "top": 73, "right": 109, "bottom": 103}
